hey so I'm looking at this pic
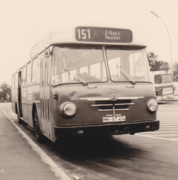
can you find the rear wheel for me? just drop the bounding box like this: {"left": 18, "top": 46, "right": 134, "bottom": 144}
{"left": 34, "top": 109, "right": 44, "bottom": 143}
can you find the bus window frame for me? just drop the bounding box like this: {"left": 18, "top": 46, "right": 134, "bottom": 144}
{"left": 26, "top": 61, "right": 32, "bottom": 85}
{"left": 32, "top": 57, "right": 39, "bottom": 84}
{"left": 21, "top": 65, "right": 27, "bottom": 87}
{"left": 51, "top": 44, "right": 108, "bottom": 87}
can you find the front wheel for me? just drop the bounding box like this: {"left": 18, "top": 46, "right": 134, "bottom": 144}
{"left": 34, "top": 109, "right": 44, "bottom": 143}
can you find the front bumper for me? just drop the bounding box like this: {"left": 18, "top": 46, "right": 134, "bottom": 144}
{"left": 54, "top": 120, "right": 159, "bottom": 137}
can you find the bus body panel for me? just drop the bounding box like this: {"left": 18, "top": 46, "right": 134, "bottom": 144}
{"left": 39, "top": 54, "right": 54, "bottom": 140}
{"left": 50, "top": 83, "right": 156, "bottom": 127}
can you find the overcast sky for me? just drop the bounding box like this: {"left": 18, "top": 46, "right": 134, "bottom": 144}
{"left": 0, "top": 0, "right": 178, "bottom": 85}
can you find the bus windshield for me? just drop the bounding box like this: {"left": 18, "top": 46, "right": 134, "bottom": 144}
{"left": 52, "top": 46, "right": 150, "bottom": 85}
{"left": 52, "top": 46, "right": 107, "bottom": 85}
{"left": 106, "top": 47, "right": 150, "bottom": 82}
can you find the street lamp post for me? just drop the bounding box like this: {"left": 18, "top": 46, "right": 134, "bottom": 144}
{"left": 150, "top": 11, "right": 172, "bottom": 71}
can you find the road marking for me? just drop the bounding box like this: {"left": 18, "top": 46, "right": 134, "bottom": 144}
{"left": 151, "top": 134, "right": 178, "bottom": 137}
{"left": 136, "top": 134, "right": 178, "bottom": 141}
{"left": 142, "top": 131, "right": 178, "bottom": 134}
{"left": 0, "top": 108, "right": 71, "bottom": 180}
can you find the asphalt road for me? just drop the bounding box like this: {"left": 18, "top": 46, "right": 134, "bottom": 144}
{"left": 0, "top": 100, "right": 178, "bottom": 180}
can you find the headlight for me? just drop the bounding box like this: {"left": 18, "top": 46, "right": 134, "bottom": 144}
{"left": 60, "top": 102, "right": 77, "bottom": 117}
{"left": 147, "top": 99, "right": 158, "bottom": 112}
{"left": 64, "top": 103, "right": 76, "bottom": 116}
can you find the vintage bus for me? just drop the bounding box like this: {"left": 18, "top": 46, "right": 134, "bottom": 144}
{"left": 150, "top": 70, "right": 175, "bottom": 100}
{"left": 11, "top": 26, "right": 159, "bottom": 143}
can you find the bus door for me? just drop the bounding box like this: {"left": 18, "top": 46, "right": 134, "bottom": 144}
{"left": 17, "top": 71, "right": 23, "bottom": 118}
{"left": 40, "top": 56, "right": 52, "bottom": 138}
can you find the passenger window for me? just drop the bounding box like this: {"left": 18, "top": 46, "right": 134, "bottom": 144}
{"left": 32, "top": 58, "right": 39, "bottom": 83}
{"left": 22, "top": 66, "right": 26, "bottom": 86}
{"left": 52, "top": 52, "right": 62, "bottom": 85}
{"left": 27, "top": 62, "right": 31, "bottom": 84}
{"left": 15, "top": 73, "right": 18, "bottom": 88}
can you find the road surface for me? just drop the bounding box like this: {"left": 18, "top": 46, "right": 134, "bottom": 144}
{"left": 0, "top": 100, "right": 178, "bottom": 180}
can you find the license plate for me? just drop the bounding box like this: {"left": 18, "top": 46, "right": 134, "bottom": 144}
{"left": 103, "top": 116, "right": 126, "bottom": 122}
{"left": 162, "top": 88, "right": 173, "bottom": 95}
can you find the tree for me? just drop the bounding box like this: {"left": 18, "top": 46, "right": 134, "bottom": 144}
{"left": 148, "top": 52, "right": 158, "bottom": 61}
{"left": 173, "top": 62, "right": 178, "bottom": 82}
{"left": 0, "top": 82, "right": 11, "bottom": 101}
{"left": 148, "top": 52, "right": 170, "bottom": 71}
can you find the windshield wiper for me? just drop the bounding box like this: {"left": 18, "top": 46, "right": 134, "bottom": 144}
{"left": 74, "top": 75, "right": 88, "bottom": 85}
{"left": 120, "top": 66, "right": 136, "bottom": 85}
{"left": 114, "top": 58, "right": 136, "bottom": 85}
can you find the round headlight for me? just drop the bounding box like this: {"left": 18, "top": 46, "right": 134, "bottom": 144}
{"left": 147, "top": 99, "right": 158, "bottom": 112}
{"left": 63, "top": 103, "right": 76, "bottom": 116}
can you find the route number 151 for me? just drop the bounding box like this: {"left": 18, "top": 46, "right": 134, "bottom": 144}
{"left": 76, "top": 29, "right": 91, "bottom": 40}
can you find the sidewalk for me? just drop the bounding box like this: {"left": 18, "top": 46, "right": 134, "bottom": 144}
{"left": 0, "top": 110, "right": 60, "bottom": 180}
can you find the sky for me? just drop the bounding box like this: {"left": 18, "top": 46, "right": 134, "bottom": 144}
{"left": 0, "top": 0, "right": 178, "bottom": 85}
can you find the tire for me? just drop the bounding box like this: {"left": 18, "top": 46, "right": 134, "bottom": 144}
{"left": 18, "top": 117, "right": 24, "bottom": 124}
{"left": 34, "top": 109, "right": 44, "bottom": 143}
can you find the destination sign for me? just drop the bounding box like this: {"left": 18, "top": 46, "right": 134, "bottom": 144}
{"left": 75, "top": 27, "right": 132, "bottom": 43}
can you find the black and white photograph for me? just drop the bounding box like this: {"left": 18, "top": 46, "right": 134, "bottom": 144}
{"left": 0, "top": 0, "right": 178, "bottom": 179}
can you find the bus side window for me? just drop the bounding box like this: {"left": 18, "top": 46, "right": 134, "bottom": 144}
{"left": 52, "top": 52, "right": 61, "bottom": 85}
{"left": 12, "top": 75, "right": 14, "bottom": 88}
{"left": 15, "top": 73, "right": 18, "bottom": 88}
{"left": 27, "top": 62, "right": 31, "bottom": 84}
{"left": 32, "top": 58, "right": 39, "bottom": 83}
{"left": 22, "top": 66, "right": 26, "bottom": 86}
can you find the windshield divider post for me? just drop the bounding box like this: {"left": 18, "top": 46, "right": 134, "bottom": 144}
{"left": 102, "top": 46, "right": 111, "bottom": 80}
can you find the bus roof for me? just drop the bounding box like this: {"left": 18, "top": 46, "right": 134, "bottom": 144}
{"left": 31, "top": 26, "right": 147, "bottom": 59}
{"left": 150, "top": 70, "right": 172, "bottom": 75}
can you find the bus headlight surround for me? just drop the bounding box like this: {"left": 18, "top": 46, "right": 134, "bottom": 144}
{"left": 147, "top": 99, "right": 158, "bottom": 112}
{"left": 60, "top": 102, "right": 77, "bottom": 117}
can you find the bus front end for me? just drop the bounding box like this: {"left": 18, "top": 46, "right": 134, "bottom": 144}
{"left": 50, "top": 38, "right": 159, "bottom": 138}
